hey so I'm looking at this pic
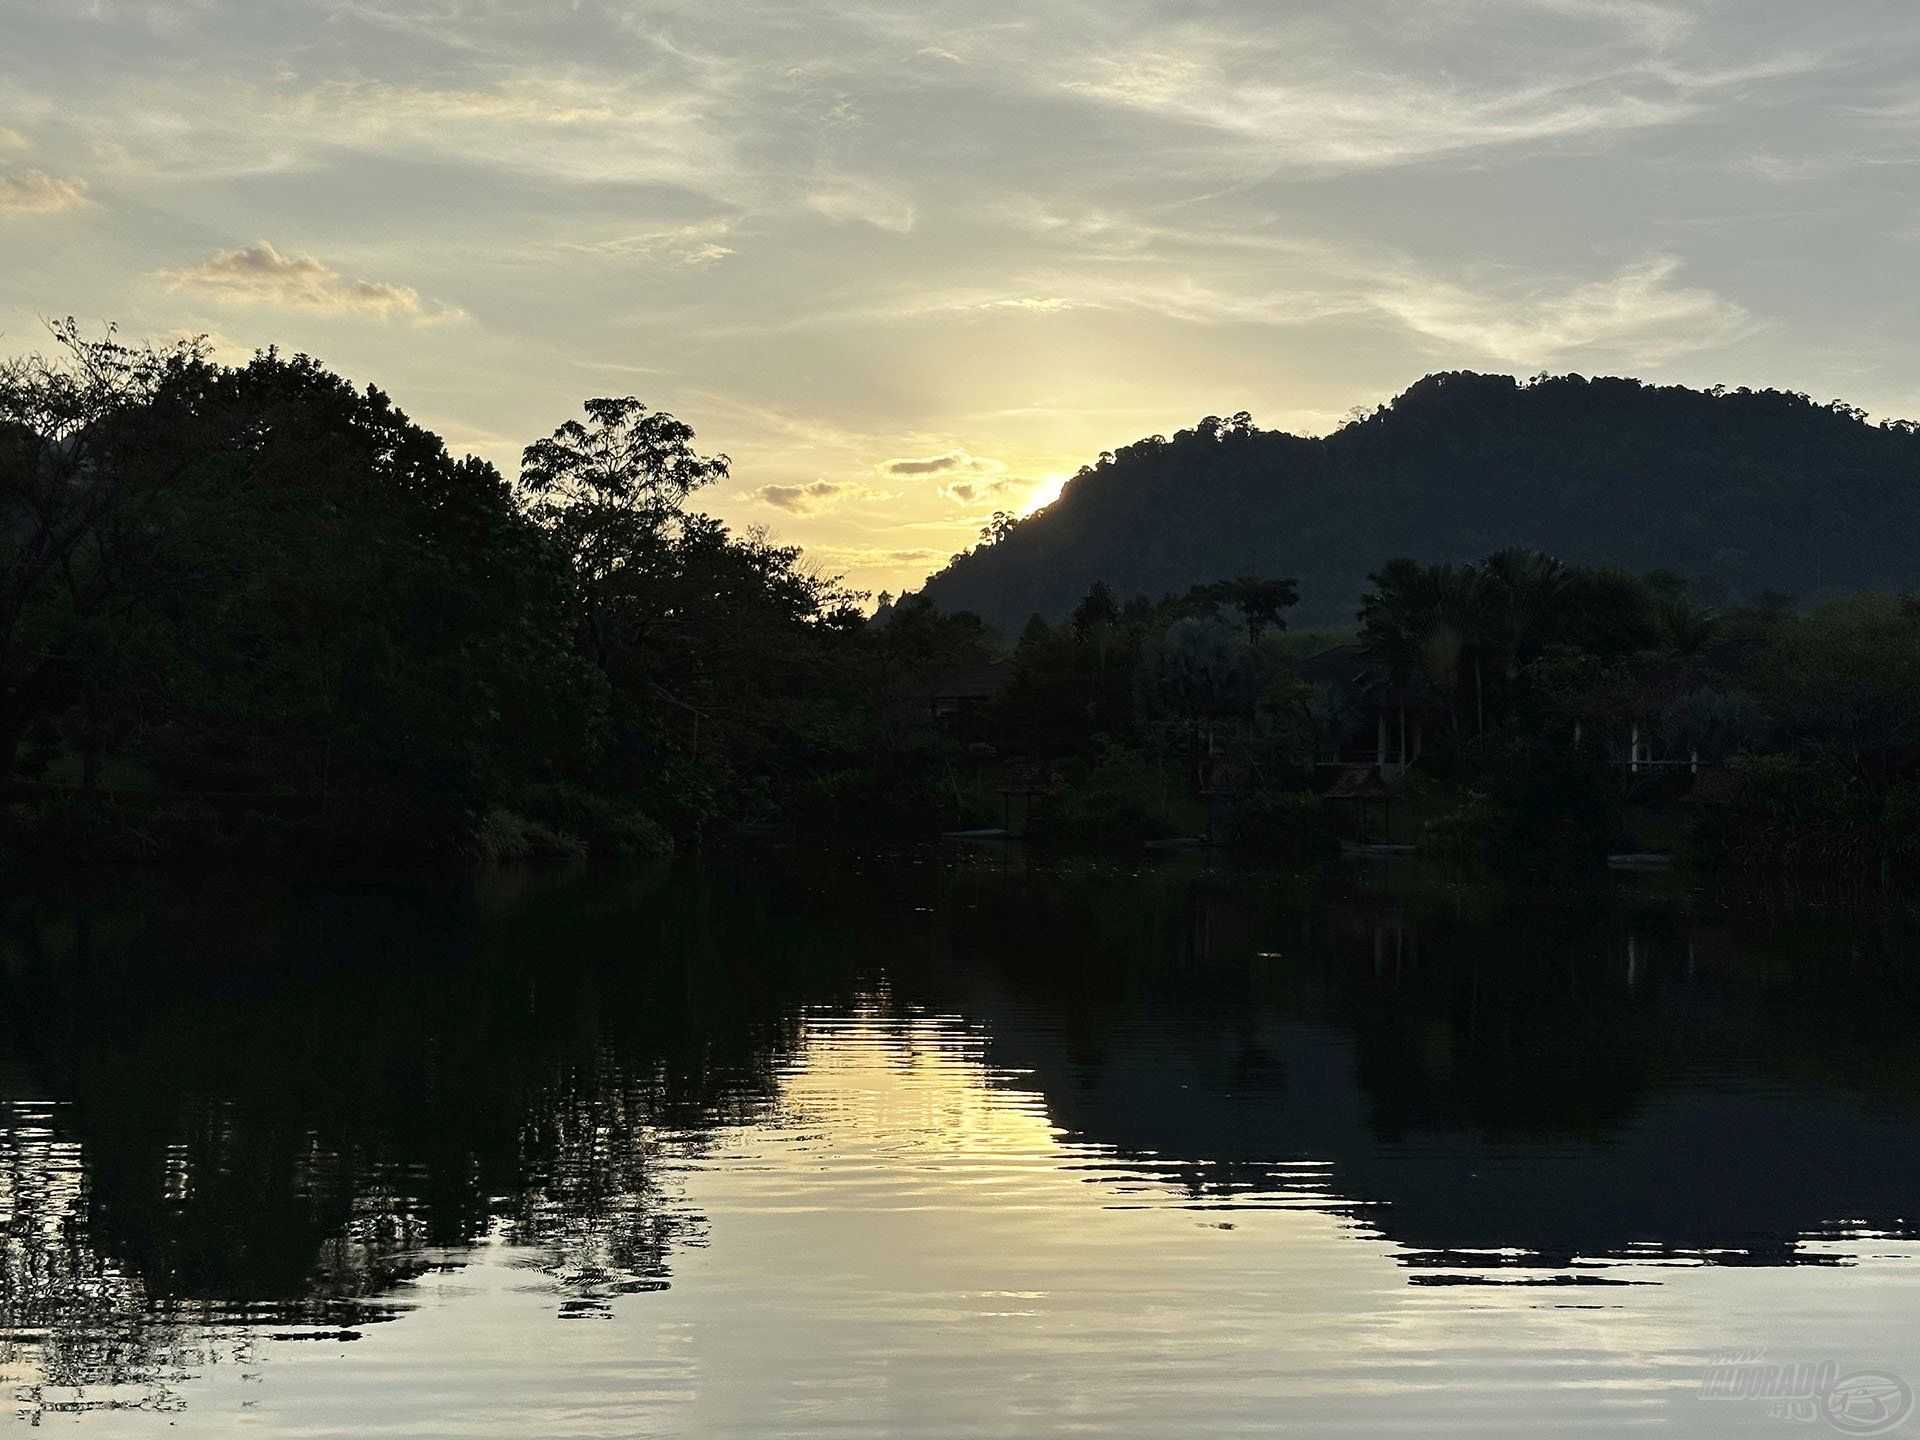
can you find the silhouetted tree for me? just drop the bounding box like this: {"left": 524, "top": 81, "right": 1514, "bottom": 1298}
{"left": 0, "top": 322, "right": 212, "bottom": 775}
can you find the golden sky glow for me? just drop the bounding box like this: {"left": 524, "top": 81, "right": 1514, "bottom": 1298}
{"left": 4, "top": 1, "right": 1919, "bottom": 598}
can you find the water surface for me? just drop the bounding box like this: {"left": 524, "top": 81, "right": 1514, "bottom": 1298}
{"left": 2, "top": 855, "right": 1917, "bottom": 1436}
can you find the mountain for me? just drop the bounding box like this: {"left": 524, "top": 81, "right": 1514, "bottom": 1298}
{"left": 914, "top": 371, "right": 1920, "bottom": 632}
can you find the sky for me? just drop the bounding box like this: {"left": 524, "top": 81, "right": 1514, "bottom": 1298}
{"left": 3, "top": 0, "right": 1919, "bottom": 599}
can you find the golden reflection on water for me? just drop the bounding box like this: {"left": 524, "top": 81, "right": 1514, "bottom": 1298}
{"left": 5, "top": 979, "right": 1919, "bottom": 1435}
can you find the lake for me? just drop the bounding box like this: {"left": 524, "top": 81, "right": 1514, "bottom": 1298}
{"left": 2, "top": 853, "right": 1916, "bottom": 1437}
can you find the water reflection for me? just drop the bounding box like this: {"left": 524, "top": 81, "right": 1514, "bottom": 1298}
{"left": 0, "top": 856, "right": 1916, "bottom": 1430}
{"left": 941, "top": 866, "right": 1920, "bottom": 1271}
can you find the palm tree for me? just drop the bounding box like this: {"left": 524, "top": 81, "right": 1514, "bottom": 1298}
{"left": 1360, "top": 559, "right": 1483, "bottom": 739}
{"left": 1477, "top": 548, "right": 1572, "bottom": 729}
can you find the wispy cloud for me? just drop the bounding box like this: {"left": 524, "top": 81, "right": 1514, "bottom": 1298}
{"left": 975, "top": 296, "right": 1077, "bottom": 312}
{"left": 0, "top": 169, "right": 90, "bottom": 215}
{"left": 1369, "top": 254, "right": 1751, "bottom": 365}
{"left": 807, "top": 175, "right": 916, "bottom": 233}
{"left": 809, "top": 543, "right": 947, "bottom": 569}
{"left": 558, "top": 220, "right": 737, "bottom": 267}
{"left": 1068, "top": 59, "right": 1686, "bottom": 172}
{"left": 159, "top": 242, "right": 460, "bottom": 322}
{"left": 893, "top": 224, "right": 1747, "bottom": 367}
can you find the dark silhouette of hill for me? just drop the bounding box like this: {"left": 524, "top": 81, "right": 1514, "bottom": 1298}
{"left": 917, "top": 371, "right": 1920, "bottom": 631}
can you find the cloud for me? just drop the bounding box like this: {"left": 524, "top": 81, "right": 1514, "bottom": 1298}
{"left": 1063, "top": 52, "right": 1697, "bottom": 176}
{"left": 753, "top": 478, "right": 890, "bottom": 512}
{"left": 901, "top": 219, "right": 1748, "bottom": 367}
{"left": 160, "top": 241, "right": 459, "bottom": 321}
{"left": 0, "top": 169, "right": 91, "bottom": 215}
{"left": 807, "top": 177, "right": 916, "bottom": 233}
{"left": 813, "top": 544, "right": 946, "bottom": 567}
{"left": 561, "top": 220, "right": 736, "bottom": 266}
{"left": 976, "top": 297, "right": 1077, "bottom": 312}
{"left": 46, "top": 67, "right": 743, "bottom": 198}
{"left": 939, "top": 475, "right": 1025, "bottom": 505}
{"left": 0, "top": 128, "right": 25, "bottom": 150}
{"left": 880, "top": 449, "right": 1002, "bottom": 477}
{"left": 1368, "top": 254, "right": 1751, "bottom": 365}
{"left": 864, "top": 447, "right": 1051, "bottom": 508}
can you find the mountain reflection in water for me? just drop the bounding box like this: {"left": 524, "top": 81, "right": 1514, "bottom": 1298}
{"left": 1, "top": 855, "right": 1916, "bottom": 1433}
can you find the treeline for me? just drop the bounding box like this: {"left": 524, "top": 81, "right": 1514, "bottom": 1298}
{"left": 0, "top": 324, "right": 979, "bottom": 860}
{"left": 892, "top": 552, "right": 1920, "bottom": 887}
{"left": 6, "top": 325, "right": 1919, "bottom": 883}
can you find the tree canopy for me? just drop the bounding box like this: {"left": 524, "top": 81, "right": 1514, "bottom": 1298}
{"left": 919, "top": 371, "right": 1920, "bottom": 632}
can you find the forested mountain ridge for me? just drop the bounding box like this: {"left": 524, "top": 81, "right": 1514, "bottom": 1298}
{"left": 916, "top": 372, "right": 1920, "bottom": 631}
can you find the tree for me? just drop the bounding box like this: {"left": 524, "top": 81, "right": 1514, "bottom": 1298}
{"left": 1070, "top": 580, "right": 1119, "bottom": 640}
{"left": 519, "top": 397, "right": 729, "bottom": 668}
{"left": 1750, "top": 594, "right": 1920, "bottom": 787}
{"left": 519, "top": 397, "right": 872, "bottom": 834}
{"left": 979, "top": 510, "right": 1020, "bottom": 546}
{"left": 1133, "top": 615, "right": 1252, "bottom": 740}
{"left": 1359, "top": 559, "right": 1483, "bottom": 732}
{"left": 919, "top": 372, "right": 1920, "bottom": 635}
{"left": 1187, "top": 576, "right": 1299, "bottom": 642}
{"left": 0, "top": 321, "right": 213, "bottom": 775}
{"left": 148, "top": 350, "right": 591, "bottom": 832}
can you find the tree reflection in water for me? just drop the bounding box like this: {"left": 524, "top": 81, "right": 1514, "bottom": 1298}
{"left": 0, "top": 863, "right": 814, "bottom": 1414}
{"left": 1, "top": 854, "right": 1918, "bottom": 1420}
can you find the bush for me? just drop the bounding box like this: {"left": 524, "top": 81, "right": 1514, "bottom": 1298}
{"left": 520, "top": 784, "right": 671, "bottom": 859}
{"left": 1419, "top": 789, "right": 1505, "bottom": 860}
{"left": 1025, "top": 743, "right": 1177, "bottom": 853}
{"left": 1704, "top": 753, "right": 1920, "bottom": 887}
{"left": 1457, "top": 728, "right": 1627, "bottom": 864}
{"left": 471, "top": 807, "right": 588, "bottom": 862}
{"left": 784, "top": 738, "right": 993, "bottom": 838}
{"left": 0, "top": 796, "right": 223, "bottom": 864}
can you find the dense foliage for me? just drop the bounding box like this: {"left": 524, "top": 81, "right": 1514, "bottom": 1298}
{"left": 0, "top": 326, "right": 951, "bottom": 859}
{"left": 5, "top": 326, "right": 1919, "bottom": 886}
{"left": 918, "top": 373, "right": 1920, "bottom": 631}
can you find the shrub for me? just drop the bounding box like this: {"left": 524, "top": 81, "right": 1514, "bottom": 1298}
{"left": 1458, "top": 728, "right": 1627, "bottom": 864}
{"left": 520, "top": 784, "right": 671, "bottom": 859}
{"left": 1024, "top": 742, "right": 1177, "bottom": 853}
{"left": 1419, "top": 789, "right": 1505, "bottom": 860}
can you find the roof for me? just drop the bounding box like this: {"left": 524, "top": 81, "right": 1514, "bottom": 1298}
{"left": 907, "top": 660, "right": 1007, "bottom": 702}
{"left": 1294, "top": 643, "right": 1370, "bottom": 686}
{"left": 1199, "top": 756, "right": 1258, "bottom": 795}
{"left": 1322, "top": 765, "right": 1396, "bottom": 801}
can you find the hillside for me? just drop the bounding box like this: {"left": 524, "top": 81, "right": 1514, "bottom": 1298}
{"left": 915, "top": 372, "right": 1920, "bottom": 631}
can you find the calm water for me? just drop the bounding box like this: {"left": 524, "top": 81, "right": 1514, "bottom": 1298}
{"left": 2, "top": 854, "right": 1918, "bottom": 1437}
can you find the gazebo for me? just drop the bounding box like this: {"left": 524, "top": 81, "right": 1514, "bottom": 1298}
{"left": 1322, "top": 764, "right": 1398, "bottom": 841}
